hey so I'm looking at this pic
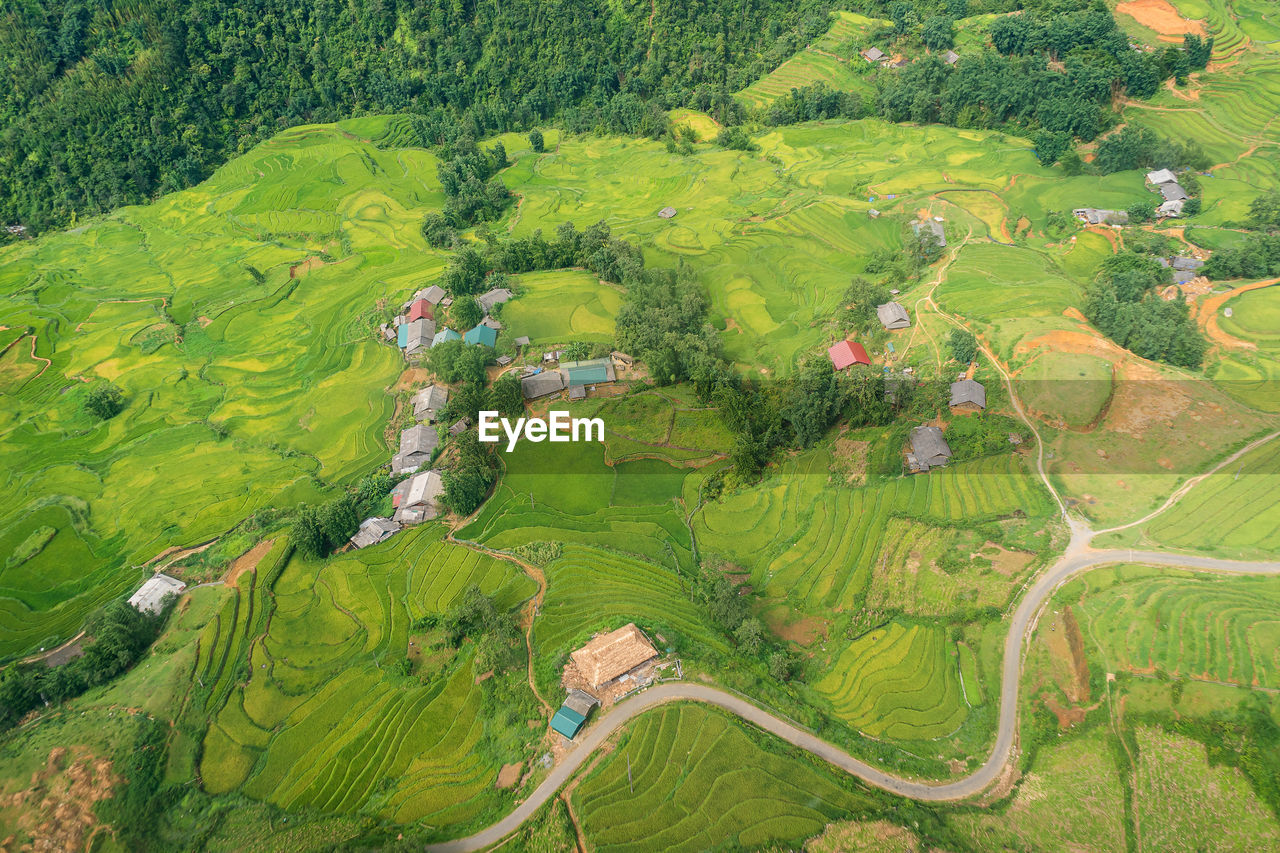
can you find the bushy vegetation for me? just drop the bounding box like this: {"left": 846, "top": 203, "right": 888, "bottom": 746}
{"left": 1084, "top": 252, "right": 1207, "bottom": 368}
{"left": 1092, "top": 125, "right": 1212, "bottom": 175}
{"left": 83, "top": 382, "right": 125, "bottom": 420}
{"left": 0, "top": 600, "right": 164, "bottom": 731}
{"left": 1203, "top": 232, "right": 1280, "bottom": 279}
{"left": 0, "top": 0, "right": 837, "bottom": 233}
{"left": 439, "top": 432, "right": 501, "bottom": 516}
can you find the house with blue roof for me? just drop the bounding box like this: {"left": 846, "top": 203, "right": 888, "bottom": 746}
{"left": 431, "top": 328, "right": 461, "bottom": 347}
{"left": 397, "top": 324, "right": 409, "bottom": 348}
{"left": 550, "top": 689, "right": 598, "bottom": 740}
{"left": 562, "top": 357, "right": 615, "bottom": 386}
{"left": 463, "top": 324, "right": 497, "bottom": 347}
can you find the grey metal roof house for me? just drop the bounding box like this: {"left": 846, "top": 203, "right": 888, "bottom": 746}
{"left": 563, "top": 689, "right": 599, "bottom": 717}
{"left": 476, "top": 288, "right": 513, "bottom": 314}
{"left": 128, "top": 573, "right": 186, "bottom": 615}
{"left": 1158, "top": 199, "right": 1185, "bottom": 218}
{"left": 522, "top": 369, "right": 566, "bottom": 399}
{"left": 950, "top": 378, "right": 987, "bottom": 410}
{"left": 658, "top": 206, "right": 677, "bottom": 219}
{"left": 419, "top": 285, "right": 447, "bottom": 305}
{"left": 909, "top": 426, "right": 952, "bottom": 470}
{"left": 876, "top": 301, "right": 911, "bottom": 330}
{"left": 350, "top": 517, "right": 401, "bottom": 549}
{"left": 514, "top": 336, "right": 531, "bottom": 347}
{"left": 942, "top": 49, "right": 960, "bottom": 65}
{"left": 393, "top": 470, "right": 444, "bottom": 524}
{"left": 481, "top": 316, "right": 502, "bottom": 330}
{"left": 1146, "top": 168, "right": 1179, "bottom": 186}
{"left": 404, "top": 318, "right": 436, "bottom": 356}
{"left": 448, "top": 416, "right": 471, "bottom": 436}
{"left": 1073, "top": 208, "right": 1129, "bottom": 226}
{"left": 412, "top": 385, "right": 449, "bottom": 422}
{"left": 1159, "top": 182, "right": 1189, "bottom": 202}
{"left": 1171, "top": 257, "right": 1205, "bottom": 271}
{"left": 393, "top": 424, "right": 439, "bottom": 474}
{"left": 861, "top": 47, "right": 886, "bottom": 62}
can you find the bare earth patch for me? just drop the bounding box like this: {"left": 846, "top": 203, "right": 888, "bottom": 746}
{"left": 225, "top": 538, "right": 275, "bottom": 587}
{"left": 496, "top": 762, "right": 523, "bottom": 790}
{"left": 1117, "top": 0, "right": 1206, "bottom": 40}
{"left": 3, "top": 746, "right": 118, "bottom": 852}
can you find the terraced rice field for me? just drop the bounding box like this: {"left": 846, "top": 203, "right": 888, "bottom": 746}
{"left": 572, "top": 704, "right": 870, "bottom": 852}
{"left": 696, "top": 450, "right": 1051, "bottom": 613}
{"left": 0, "top": 119, "right": 434, "bottom": 658}
{"left": 500, "top": 269, "right": 620, "bottom": 343}
{"left": 457, "top": 440, "right": 696, "bottom": 569}
{"left": 815, "top": 622, "right": 968, "bottom": 739}
{"left": 1067, "top": 565, "right": 1280, "bottom": 688}
{"left": 533, "top": 545, "right": 728, "bottom": 666}
{"left": 198, "top": 527, "right": 536, "bottom": 826}
{"left": 736, "top": 13, "right": 881, "bottom": 109}
{"left": 1211, "top": 285, "right": 1280, "bottom": 412}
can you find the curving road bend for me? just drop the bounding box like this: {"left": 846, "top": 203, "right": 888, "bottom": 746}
{"left": 428, "top": 546, "right": 1280, "bottom": 852}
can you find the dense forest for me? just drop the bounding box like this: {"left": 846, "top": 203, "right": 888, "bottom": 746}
{"left": 0, "top": 0, "right": 834, "bottom": 232}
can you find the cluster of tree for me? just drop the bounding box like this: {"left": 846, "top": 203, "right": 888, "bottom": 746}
{"left": 422, "top": 140, "right": 513, "bottom": 241}
{"left": 1084, "top": 252, "right": 1207, "bottom": 368}
{"left": 700, "top": 573, "right": 797, "bottom": 681}
{"left": 290, "top": 495, "right": 360, "bottom": 558}
{"left": 413, "top": 585, "right": 524, "bottom": 674}
{"left": 0, "top": 0, "right": 836, "bottom": 233}
{"left": 438, "top": 432, "right": 501, "bottom": 517}
{"left": 763, "top": 7, "right": 1207, "bottom": 168}
{"left": 83, "top": 382, "right": 126, "bottom": 420}
{"left": 949, "top": 328, "right": 978, "bottom": 364}
{"left": 1247, "top": 192, "right": 1280, "bottom": 231}
{"left": 944, "top": 413, "right": 1024, "bottom": 460}
{"left": 1202, "top": 233, "right": 1280, "bottom": 279}
{"left": 1092, "top": 125, "right": 1211, "bottom": 175}
{"left": 0, "top": 601, "right": 163, "bottom": 731}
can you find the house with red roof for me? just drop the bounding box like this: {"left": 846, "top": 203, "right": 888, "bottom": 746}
{"left": 828, "top": 340, "right": 871, "bottom": 370}
{"left": 408, "top": 299, "right": 434, "bottom": 322}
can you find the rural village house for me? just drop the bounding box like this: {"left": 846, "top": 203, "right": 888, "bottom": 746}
{"left": 949, "top": 378, "right": 987, "bottom": 412}
{"left": 876, "top": 301, "right": 911, "bottom": 330}
{"left": 907, "top": 425, "right": 952, "bottom": 472}
{"left": 570, "top": 623, "right": 659, "bottom": 691}
{"left": 350, "top": 517, "right": 400, "bottom": 549}
{"left": 392, "top": 469, "right": 445, "bottom": 524}
{"left": 412, "top": 385, "right": 449, "bottom": 422}
{"left": 828, "top": 340, "right": 872, "bottom": 370}
{"left": 128, "top": 573, "right": 186, "bottom": 615}
{"left": 392, "top": 424, "right": 439, "bottom": 474}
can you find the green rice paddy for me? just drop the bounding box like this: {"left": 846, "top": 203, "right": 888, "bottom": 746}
{"left": 572, "top": 704, "right": 870, "bottom": 852}
{"left": 199, "top": 526, "right": 536, "bottom": 825}
{"left": 501, "top": 269, "right": 620, "bottom": 343}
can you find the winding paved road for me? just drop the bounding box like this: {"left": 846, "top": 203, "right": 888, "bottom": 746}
{"left": 428, "top": 542, "right": 1280, "bottom": 852}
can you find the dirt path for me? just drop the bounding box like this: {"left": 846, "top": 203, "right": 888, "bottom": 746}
{"left": 1196, "top": 276, "right": 1279, "bottom": 349}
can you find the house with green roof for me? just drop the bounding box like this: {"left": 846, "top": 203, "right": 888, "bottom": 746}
{"left": 463, "top": 324, "right": 497, "bottom": 347}
{"left": 550, "top": 689, "right": 599, "bottom": 740}
{"left": 562, "top": 357, "right": 615, "bottom": 386}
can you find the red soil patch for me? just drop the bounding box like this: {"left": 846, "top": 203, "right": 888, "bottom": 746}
{"left": 1197, "top": 277, "right": 1279, "bottom": 351}
{"left": 495, "top": 762, "right": 523, "bottom": 789}
{"left": 1116, "top": 0, "right": 1206, "bottom": 40}
{"left": 392, "top": 367, "right": 433, "bottom": 392}
{"left": 289, "top": 256, "right": 328, "bottom": 278}
{"left": 225, "top": 539, "right": 275, "bottom": 587}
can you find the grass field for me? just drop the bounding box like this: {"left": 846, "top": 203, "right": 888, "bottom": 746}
{"left": 1018, "top": 351, "right": 1114, "bottom": 427}
{"left": 198, "top": 527, "right": 537, "bottom": 827}
{"left": 501, "top": 269, "right": 620, "bottom": 344}
{"left": 1134, "top": 726, "right": 1280, "bottom": 851}
{"left": 572, "top": 704, "right": 870, "bottom": 852}
{"left": 950, "top": 731, "right": 1126, "bottom": 852}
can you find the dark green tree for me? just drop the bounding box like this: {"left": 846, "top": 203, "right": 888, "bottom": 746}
{"left": 921, "top": 16, "right": 955, "bottom": 51}
{"left": 84, "top": 383, "right": 125, "bottom": 420}
{"left": 451, "top": 296, "right": 483, "bottom": 330}
{"left": 528, "top": 129, "right": 544, "bottom": 153}
{"left": 948, "top": 328, "right": 978, "bottom": 364}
